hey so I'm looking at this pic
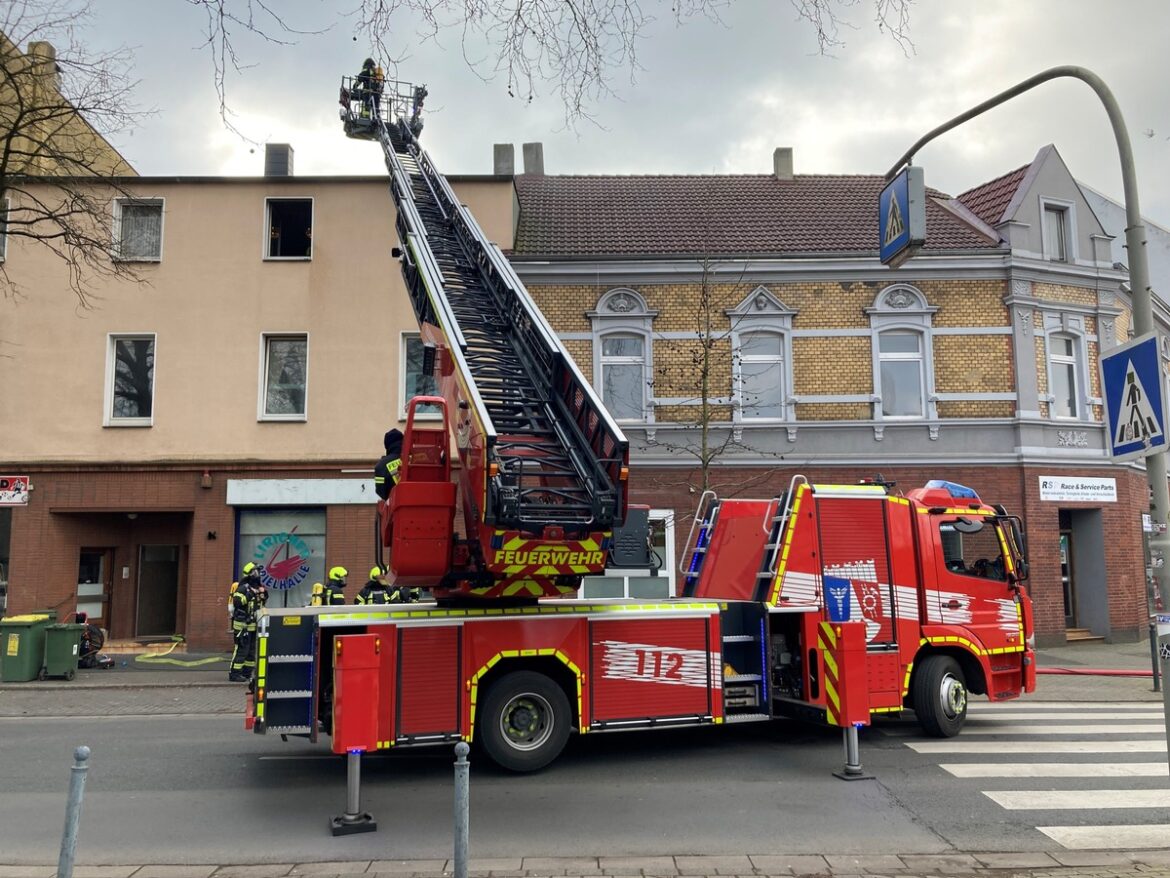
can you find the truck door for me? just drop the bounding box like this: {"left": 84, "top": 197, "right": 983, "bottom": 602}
{"left": 929, "top": 515, "right": 1020, "bottom": 650}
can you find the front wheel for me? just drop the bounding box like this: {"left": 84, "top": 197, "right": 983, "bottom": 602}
{"left": 912, "top": 655, "right": 967, "bottom": 737}
{"left": 479, "top": 671, "right": 571, "bottom": 772}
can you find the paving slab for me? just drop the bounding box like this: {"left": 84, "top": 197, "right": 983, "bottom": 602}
{"left": 599, "top": 857, "right": 678, "bottom": 874}
{"left": 67, "top": 868, "right": 140, "bottom": 878}
{"left": 0, "top": 867, "right": 54, "bottom": 877}
{"left": 369, "top": 863, "right": 447, "bottom": 874}
{"left": 465, "top": 860, "right": 522, "bottom": 872}
{"left": 749, "top": 855, "right": 830, "bottom": 875}
{"left": 971, "top": 853, "right": 1062, "bottom": 869}
{"left": 897, "top": 853, "right": 982, "bottom": 872}
{"left": 824, "top": 856, "right": 908, "bottom": 873}
{"left": 520, "top": 859, "right": 601, "bottom": 873}
{"left": 211, "top": 866, "right": 296, "bottom": 878}
{"left": 1051, "top": 852, "right": 1146, "bottom": 867}
{"left": 131, "top": 867, "right": 219, "bottom": 878}
{"left": 289, "top": 863, "right": 373, "bottom": 875}
{"left": 675, "top": 857, "right": 754, "bottom": 876}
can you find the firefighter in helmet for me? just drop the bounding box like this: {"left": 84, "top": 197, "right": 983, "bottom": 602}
{"left": 319, "top": 566, "right": 349, "bottom": 606}
{"left": 229, "top": 562, "right": 268, "bottom": 682}
{"left": 355, "top": 566, "right": 393, "bottom": 605}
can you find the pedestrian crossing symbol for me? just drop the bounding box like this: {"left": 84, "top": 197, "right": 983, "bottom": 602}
{"left": 883, "top": 195, "right": 905, "bottom": 247}
{"left": 1101, "top": 333, "right": 1169, "bottom": 462}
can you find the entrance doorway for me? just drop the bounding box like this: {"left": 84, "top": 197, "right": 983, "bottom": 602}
{"left": 77, "top": 548, "right": 115, "bottom": 627}
{"left": 1059, "top": 508, "right": 1108, "bottom": 638}
{"left": 1059, "top": 527, "right": 1076, "bottom": 627}
{"left": 136, "top": 545, "right": 179, "bottom": 637}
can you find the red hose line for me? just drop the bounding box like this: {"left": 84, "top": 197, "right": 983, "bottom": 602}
{"left": 1037, "top": 667, "right": 1154, "bottom": 677}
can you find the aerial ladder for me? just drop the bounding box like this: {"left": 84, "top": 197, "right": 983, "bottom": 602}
{"left": 339, "top": 77, "right": 633, "bottom": 601}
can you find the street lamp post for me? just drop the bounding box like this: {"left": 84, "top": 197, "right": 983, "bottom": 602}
{"left": 885, "top": 66, "right": 1170, "bottom": 771}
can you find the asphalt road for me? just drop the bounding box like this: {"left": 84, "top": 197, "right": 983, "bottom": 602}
{"left": 2, "top": 698, "right": 1167, "bottom": 867}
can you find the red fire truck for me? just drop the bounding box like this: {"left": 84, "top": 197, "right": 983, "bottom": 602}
{"left": 245, "top": 81, "right": 1035, "bottom": 808}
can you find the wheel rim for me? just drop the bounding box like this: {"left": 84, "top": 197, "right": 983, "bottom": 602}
{"left": 498, "top": 692, "right": 555, "bottom": 751}
{"left": 939, "top": 673, "right": 967, "bottom": 719}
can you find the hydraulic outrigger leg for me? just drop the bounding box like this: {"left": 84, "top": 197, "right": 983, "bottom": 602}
{"left": 330, "top": 751, "right": 376, "bottom": 835}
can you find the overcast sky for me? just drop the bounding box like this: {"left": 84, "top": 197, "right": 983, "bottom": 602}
{"left": 91, "top": 0, "right": 1170, "bottom": 225}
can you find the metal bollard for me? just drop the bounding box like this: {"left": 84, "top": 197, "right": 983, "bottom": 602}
{"left": 833, "top": 725, "right": 873, "bottom": 781}
{"left": 1150, "top": 619, "right": 1162, "bottom": 693}
{"left": 57, "top": 745, "right": 91, "bottom": 878}
{"left": 454, "top": 742, "right": 470, "bottom": 878}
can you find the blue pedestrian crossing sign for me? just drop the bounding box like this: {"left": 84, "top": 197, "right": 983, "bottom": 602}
{"left": 1101, "top": 332, "right": 1168, "bottom": 462}
{"left": 879, "top": 166, "right": 926, "bottom": 268}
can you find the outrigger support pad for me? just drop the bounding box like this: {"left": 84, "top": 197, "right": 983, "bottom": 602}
{"left": 331, "top": 751, "right": 377, "bottom": 836}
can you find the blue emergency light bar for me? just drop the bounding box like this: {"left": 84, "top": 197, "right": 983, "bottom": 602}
{"left": 924, "top": 480, "right": 979, "bottom": 500}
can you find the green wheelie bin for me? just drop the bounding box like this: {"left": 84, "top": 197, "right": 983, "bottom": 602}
{"left": 1, "top": 613, "right": 54, "bottom": 682}
{"left": 42, "top": 623, "right": 86, "bottom": 681}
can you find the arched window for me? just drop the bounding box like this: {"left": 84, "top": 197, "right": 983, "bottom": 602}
{"left": 726, "top": 286, "right": 796, "bottom": 423}
{"left": 1046, "top": 332, "right": 1083, "bottom": 419}
{"left": 867, "top": 284, "right": 937, "bottom": 421}
{"left": 588, "top": 289, "right": 658, "bottom": 423}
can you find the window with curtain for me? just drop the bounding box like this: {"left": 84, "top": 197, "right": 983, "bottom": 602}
{"left": 115, "top": 199, "right": 163, "bottom": 261}
{"left": 601, "top": 333, "right": 647, "bottom": 421}
{"left": 878, "top": 330, "right": 925, "bottom": 418}
{"left": 1048, "top": 334, "right": 1080, "bottom": 418}
{"left": 738, "top": 331, "right": 786, "bottom": 419}
{"left": 262, "top": 335, "right": 308, "bottom": 418}
{"left": 1043, "top": 205, "right": 1069, "bottom": 262}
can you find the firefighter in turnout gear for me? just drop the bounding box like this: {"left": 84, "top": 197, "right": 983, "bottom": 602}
{"left": 356, "top": 566, "right": 393, "bottom": 605}
{"left": 374, "top": 429, "right": 403, "bottom": 501}
{"left": 229, "top": 562, "right": 268, "bottom": 682}
{"left": 318, "top": 566, "right": 349, "bottom": 606}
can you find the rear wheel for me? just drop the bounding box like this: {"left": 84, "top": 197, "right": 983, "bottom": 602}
{"left": 912, "top": 655, "right": 967, "bottom": 737}
{"left": 479, "top": 671, "right": 571, "bottom": 772}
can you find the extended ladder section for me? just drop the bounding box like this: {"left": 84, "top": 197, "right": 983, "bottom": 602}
{"left": 343, "top": 80, "right": 628, "bottom": 538}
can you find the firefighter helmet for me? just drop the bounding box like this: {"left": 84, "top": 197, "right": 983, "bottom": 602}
{"left": 329, "top": 566, "right": 348, "bottom": 582}
{"left": 369, "top": 565, "right": 384, "bottom": 580}
{"left": 242, "top": 562, "right": 257, "bottom": 575}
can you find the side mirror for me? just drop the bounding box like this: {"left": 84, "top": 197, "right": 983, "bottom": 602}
{"left": 952, "top": 517, "right": 985, "bottom": 534}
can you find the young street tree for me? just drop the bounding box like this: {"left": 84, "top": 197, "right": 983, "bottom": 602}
{"left": 1, "top": 0, "right": 142, "bottom": 306}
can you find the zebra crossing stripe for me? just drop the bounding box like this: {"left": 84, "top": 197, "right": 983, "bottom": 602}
{"left": 961, "top": 722, "right": 1166, "bottom": 735}
{"left": 1038, "top": 824, "right": 1170, "bottom": 850}
{"left": 985, "top": 789, "right": 1170, "bottom": 809}
{"left": 941, "top": 762, "right": 1170, "bottom": 778}
{"left": 907, "top": 740, "right": 1167, "bottom": 753}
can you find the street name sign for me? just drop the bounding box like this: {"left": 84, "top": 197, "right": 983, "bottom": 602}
{"left": 879, "top": 166, "right": 926, "bottom": 268}
{"left": 1101, "top": 332, "right": 1168, "bottom": 462}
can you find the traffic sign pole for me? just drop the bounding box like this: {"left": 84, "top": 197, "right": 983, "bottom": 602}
{"left": 884, "top": 66, "right": 1169, "bottom": 772}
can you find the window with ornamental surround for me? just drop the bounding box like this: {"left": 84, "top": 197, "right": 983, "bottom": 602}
{"left": 105, "top": 334, "right": 155, "bottom": 426}
{"left": 260, "top": 334, "right": 308, "bottom": 420}
{"left": 588, "top": 288, "right": 657, "bottom": 423}
{"left": 866, "top": 284, "right": 937, "bottom": 421}
{"left": 114, "top": 199, "right": 164, "bottom": 261}
{"left": 1041, "top": 313, "right": 1090, "bottom": 421}
{"left": 726, "top": 286, "right": 796, "bottom": 423}
{"left": 1040, "top": 198, "right": 1076, "bottom": 263}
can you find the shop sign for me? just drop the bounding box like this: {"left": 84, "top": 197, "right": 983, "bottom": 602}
{"left": 250, "top": 531, "right": 313, "bottom": 591}
{"left": 0, "top": 476, "right": 29, "bottom": 506}
{"left": 1038, "top": 476, "right": 1117, "bottom": 503}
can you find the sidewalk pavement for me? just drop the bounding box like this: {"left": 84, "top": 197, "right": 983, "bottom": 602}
{"left": 2, "top": 640, "right": 1167, "bottom": 876}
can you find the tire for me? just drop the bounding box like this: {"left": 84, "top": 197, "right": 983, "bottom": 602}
{"left": 479, "top": 671, "right": 571, "bottom": 772}
{"left": 912, "top": 655, "right": 967, "bottom": 737}
{"left": 65, "top": 668, "right": 76, "bottom": 681}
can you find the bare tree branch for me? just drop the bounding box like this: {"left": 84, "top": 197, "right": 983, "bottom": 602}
{"left": 1, "top": 0, "right": 151, "bottom": 306}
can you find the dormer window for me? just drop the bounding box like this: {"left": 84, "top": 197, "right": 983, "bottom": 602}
{"left": 1040, "top": 198, "right": 1075, "bottom": 263}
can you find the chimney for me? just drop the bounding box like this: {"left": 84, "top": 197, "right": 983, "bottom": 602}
{"left": 264, "top": 143, "right": 294, "bottom": 177}
{"left": 494, "top": 143, "right": 515, "bottom": 176}
{"left": 773, "top": 147, "right": 793, "bottom": 181}
{"left": 522, "top": 142, "right": 545, "bottom": 176}
{"left": 27, "top": 41, "right": 60, "bottom": 91}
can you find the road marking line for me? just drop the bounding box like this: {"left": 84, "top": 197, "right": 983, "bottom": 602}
{"left": 965, "top": 712, "right": 1163, "bottom": 721}
{"left": 967, "top": 702, "right": 1160, "bottom": 711}
{"left": 941, "top": 762, "right": 1170, "bottom": 778}
{"left": 985, "top": 789, "right": 1170, "bottom": 810}
{"left": 1038, "top": 824, "right": 1170, "bottom": 850}
{"left": 906, "top": 740, "right": 1167, "bottom": 754}
{"left": 960, "top": 723, "right": 1166, "bottom": 735}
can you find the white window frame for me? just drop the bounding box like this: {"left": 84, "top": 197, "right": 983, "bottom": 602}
{"left": 727, "top": 286, "right": 797, "bottom": 424}
{"left": 258, "top": 332, "right": 310, "bottom": 421}
{"left": 599, "top": 331, "right": 650, "bottom": 423}
{"left": 1040, "top": 197, "right": 1077, "bottom": 263}
{"left": 1045, "top": 331, "right": 1083, "bottom": 420}
{"left": 588, "top": 288, "right": 658, "bottom": 424}
{"left": 112, "top": 197, "right": 164, "bottom": 262}
{"left": 400, "top": 331, "right": 442, "bottom": 420}
{"left": 579, "top": 509, "right": 677, "bottom": 599}
{"left": 104, "top": 333, "right": 157, "bottom": 427}
{"left": 263, "top": 197, "right": 314, "bottom": 261}
{"left": 866, "top": 284, "right": 938, "bottom": 422}
{"left": 876, "top": 329, "right": 928, "bottom": 420}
